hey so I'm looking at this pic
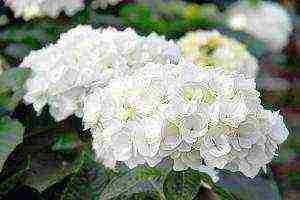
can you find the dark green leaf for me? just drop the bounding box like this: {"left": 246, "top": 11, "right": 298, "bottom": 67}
{"left": 0, "top": 124, "right": 84, "bottom": 193}
{"left": 100, "top": 159, "right": 172, "bottom": 200}
{"left": 0, "top": 116, "right": 24, "bottom": 172}
{"left": 23, "top": 129, "right": 84, "bottom": 192}
{"left": 0, "top": 159, "right": 31, "bottom": 196}
{"left": 51, "top": 132, "right": 80, "bottom": 152}
{"left": 59, "top": 147, "right": 112, "bottom": 200}
{"left": 163, "top": 168, "right": 236, "bottom": 200}
{"left": 163, "top": 169, "right": 203, "bottom": 200}
{"left": 24, "top": 148, "right": 84, "bottom": 192}
{"left": 0, "top": 67, "right": 31, "bottom": 112}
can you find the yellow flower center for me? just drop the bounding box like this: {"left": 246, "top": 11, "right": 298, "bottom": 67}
{"left": 202, "top": 88, "right": 218, "bottom": 104}
{"left": 160, "top": 94, "right": 170, "bottom": 104}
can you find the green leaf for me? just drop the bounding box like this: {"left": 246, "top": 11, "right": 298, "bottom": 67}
{"left": 71, "top": 5, "right": 93, "bottom": 24}
{"left": 100, "top": 159, "right": 172, "bottom": 200}
{"left": 163, "top": 169, "right": 203, "bottom": 200}
{"left": 24, "top": 148, "right": 84, "bottom": 192}
{"left": 0, "top": 123, "right": 84, "bottom": 193}
{"left": 163, "top": 168, "right": 236, "bottom": 200}
{"left": 0, "top": 116, "right": 24, "bottom": 172}
{"left": 0, "top": 159, "right": 31, "bottom": 196}
{"left": 0, "top": 54, "right": 9, "bottom": 72}
{"left": 51, "top": 132, "right": 80, "bottom": 152}
{"left": 248, "top": 0, "right": 261, "bottom": 7}
{"left": 57, "top": 147, "right": 168, "bottom": 200}
{"left": 23, "top": 130, "right": 84, "bottom": 192}
{"left": 0, "top": 67, "right": 31, "bottom": 112}
{"left": 59, "top": 149, "right": 112, "bottom": 200}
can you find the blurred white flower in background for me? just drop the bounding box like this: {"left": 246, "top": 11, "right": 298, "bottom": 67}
{"left": 21, "top": 25, "right": 289, "bottom": 182}
{"left": 227, "top": 0, "right": 293, "bottom": 52}
{"left": 4, "top": 0, "right": 85, "bottom": 20}
{"left": 91, "top": 0, "right": 123, "bottom": 9}
{"left": 178, "top": 30, "right": 258, "bottom": 78}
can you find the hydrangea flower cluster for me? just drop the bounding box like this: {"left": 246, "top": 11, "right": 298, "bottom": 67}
{"left": 227, "top": 0, "right": 293, "bottom": 52}
{"left": 21, "top": 25, "right": 178, "bottom": 121}
{"left": 21, "top": 25, "right": 289, "bottom": 182}
{"left": 4, "top": 0, "right": 85, "bottom": 20}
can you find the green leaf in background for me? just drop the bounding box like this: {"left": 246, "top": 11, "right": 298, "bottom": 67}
{"left": 0, "top": 18, "right": 67, "bottom": 47}
{"left": 119, "top": 2, "right": 223, "bottom": 39}
{"left": 0, "top": 116, "right": 24, "bottom": 172}
{"left": 248, "top": 0, "right": 261, "bottom": 7}
{"left": 0, "top": 67, "right": 31, "bottom": 113}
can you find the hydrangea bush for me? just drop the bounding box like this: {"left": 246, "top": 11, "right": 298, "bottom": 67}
{"left": 21, "top": 25, "right": 289, "bottom": 182}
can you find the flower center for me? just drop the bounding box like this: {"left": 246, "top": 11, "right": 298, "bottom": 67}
{"left": 160, "top": 94, "right": 170, "bottom": 104}
{"left": 202, "top": 88, "right": 218, "bottom": 104}
{"left": 183, "top": 87, "right": 203, "bottom": 103}
{"left": 120, "top": 104, "right": 137, "bottom": 122}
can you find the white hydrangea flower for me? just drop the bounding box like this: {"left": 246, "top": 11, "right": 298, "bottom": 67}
{"left": 178, "top": 30, "right": 258, "bottom": 78}
{"left": 227, "top": 0, "right": 293, "bottom": 52}
{"left": 21, "top": 25, "right": 289, "bottom": 182}
{"left": 174, "top": 64, "right": 260, "bottom": 128}
{"left": 22, "top": 25, "right": 124, "bottom": 120}
{"left": 22, "top": 25, "right": 178, "bottom": 121}
{"left": 194, "top": 109, "right": 289, "bottom": 178}
{"left": 84, "top": 63, "right": 182, "bottom": 168}
{"left": 91, "top": 0, "right": 123, "bottom": 9}
{"left": 4, "top": 0, "right": 85, "bottom": 20}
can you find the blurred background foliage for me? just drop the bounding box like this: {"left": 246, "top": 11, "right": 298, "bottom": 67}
{"left": 0, "top": 0, "right": 299, "bottom": 199}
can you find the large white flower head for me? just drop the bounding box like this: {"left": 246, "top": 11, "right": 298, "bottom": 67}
{"left": 4, "top": 0, "right": 85, "bottom": 20}
{"left": 21, "top": 24, "right": 289, "bottom": 182}
{"left": 21, "top": 25, "right": 179, "bottom": 121}
{"left": 227, "top": 0, "right": 293, "bottom": 52}
{"left": 178, "top": 30, "right": 258, "bottom": 78}
{"left": 84, "top": 62, "right": 183, "bottom": 168}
